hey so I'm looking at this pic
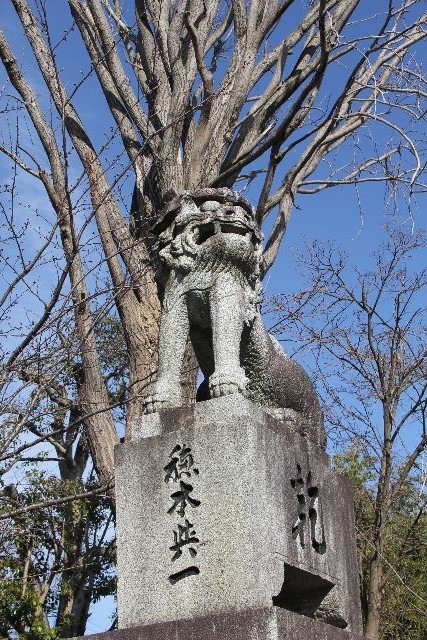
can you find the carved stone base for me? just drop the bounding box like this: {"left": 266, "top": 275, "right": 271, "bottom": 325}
{"left": 116, "top": 397, "right": 363, "bottom": 635}
{"left": 73, "top": 607, "right": 367, "bottom": 640}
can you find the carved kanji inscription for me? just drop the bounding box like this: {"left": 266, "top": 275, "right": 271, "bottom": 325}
{"left": 291, "top": 464, "right": 326, "bottom": 554}
{"left": 164, "top": 444, "right": 201, "bottom": 583}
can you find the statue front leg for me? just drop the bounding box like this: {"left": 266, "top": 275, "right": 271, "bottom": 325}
{"left": 209, "top": 274, "right": 248, "bottom": 398}
{"left": 144, "top": 293, "right": 189, "bottom": 414}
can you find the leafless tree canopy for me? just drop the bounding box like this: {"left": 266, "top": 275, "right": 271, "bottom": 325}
{"left": 0, "top": 0, "right": 426, "bottom": 517}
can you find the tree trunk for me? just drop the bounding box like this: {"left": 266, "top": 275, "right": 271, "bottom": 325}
{"left": 57, "top": 566, "right": 95, "bottom": 638}
{"left": 55, "top": 500, "right": 84, "bottom": 636}
{"left": 121, "top": 289, "right": 160, "bottom": 436}
{"left": 365, "top": 403, "right": 393, "bottom": 639}
{"left": 181, "top": 338, "right": 199, "bottom": 406}
{"left": 365, "top": 552, "right": 383, "bottom": 640}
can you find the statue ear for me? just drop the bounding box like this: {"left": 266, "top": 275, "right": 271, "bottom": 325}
{"left": 158, "top": 224, "right": 174, "bottom": 247}
{"left": 179, "top": 194, "right": 199, "bottom": 218}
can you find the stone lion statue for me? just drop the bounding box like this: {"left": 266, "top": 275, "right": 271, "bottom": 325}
{"left": 143, "top": 188, "right": 325, "bottom": 448}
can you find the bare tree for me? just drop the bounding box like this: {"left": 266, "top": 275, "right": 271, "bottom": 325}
{"left": 0, "top": 2, "right": 426, "bottom": 633}
{"left": 0, "top": 316, "right": 123, "bottom": 636}
{"left": 268, "top": 228, "right": 427, "bottom": 639}
{"left": 1, "top": 0, "right": 426, "bottom": 474}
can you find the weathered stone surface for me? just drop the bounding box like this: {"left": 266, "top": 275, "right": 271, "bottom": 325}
{"left": 116, "top": 397, "right": 362, "bottom": 634}
{"left": 71, "top": 606, "right": 367, "bottom": 640}
{"left": 142, "top": 188, "right": 325, "bottom": 448}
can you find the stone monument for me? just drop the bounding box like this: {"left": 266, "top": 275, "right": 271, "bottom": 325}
{"left": 76, "top": 189, "right": 367, "bottom": 640}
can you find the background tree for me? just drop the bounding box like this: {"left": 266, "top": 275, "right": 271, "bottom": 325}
{"left": 268, "top": 227, "right": 427, "bottom": 639}
{"left": 335, "top": 445, "right": 427, "bottom": 640}
{"left": 1, "top": 1, "right": 426, "bottom": 635}
{"left": 1, "top": 472, "right": 116, "bottom": 638}
{"left": 0, "top": 318, "right": 124, "bottom": 637}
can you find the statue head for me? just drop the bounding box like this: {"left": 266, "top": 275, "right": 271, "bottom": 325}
{"left": 153, "top": 188, "right": 263, "bottom": 277}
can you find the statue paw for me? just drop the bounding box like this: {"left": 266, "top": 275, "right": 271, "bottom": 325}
{"left": 143, "top": 379, "right": 181, "bottom": 414}
{"left": 209, "top": 368, "right": 248, "bottom": 399}
{"left": 210, "top": 381, "right": 239, "bottom": 397}
{"left": 143, "top": 394, "right": 168, "bottom": 414}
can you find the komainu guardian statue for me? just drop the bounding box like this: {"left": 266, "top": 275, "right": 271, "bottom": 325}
{"left": 144, "top": 188, "right": 325, "bottom": 448}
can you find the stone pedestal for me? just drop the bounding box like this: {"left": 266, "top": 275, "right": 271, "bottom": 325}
{"left": 74, "top": 607, "right": 366, "bottom": 640}
{"left": 113, "top": 396, "right": 364, "bottom": 638}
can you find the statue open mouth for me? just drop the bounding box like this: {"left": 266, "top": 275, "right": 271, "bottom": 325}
{"left": 193, "top": 222, "right": 215, "bottom": 244}
{"left": 193, "top": 221, "right": 254, "bottom": 245}
{"left": 220, "top": 222, "right": 248, "bottom": 236}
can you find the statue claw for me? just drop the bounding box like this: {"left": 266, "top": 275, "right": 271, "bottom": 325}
{"left": 143, "top": 395, "right": 166, "bottom": 414}
{"left": 209, "top": 369, "right": 248, "bottom": 399}
{"left": 143, "top": 379, "right": 181, "bottom": 414}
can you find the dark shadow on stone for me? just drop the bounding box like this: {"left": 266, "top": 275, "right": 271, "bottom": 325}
{"left": 273, "top": 564, "right": 347, "bottom": 629}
